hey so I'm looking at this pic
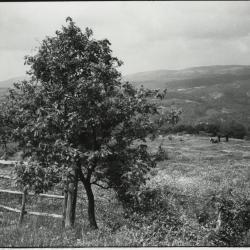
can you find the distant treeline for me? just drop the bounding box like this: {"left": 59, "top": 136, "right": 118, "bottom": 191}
{"left": 162, "top": 120, "right": 250, "bottom": 139}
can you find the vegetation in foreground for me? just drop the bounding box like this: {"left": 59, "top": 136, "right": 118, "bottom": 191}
{"left": 0, "top": 134, "right": 249, "bottom": 247}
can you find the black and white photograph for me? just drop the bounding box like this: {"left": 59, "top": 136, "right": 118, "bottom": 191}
{"left": 0, "top": 1, "right": 250, "bottom": 247}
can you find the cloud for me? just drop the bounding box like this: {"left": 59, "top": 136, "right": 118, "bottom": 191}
{"left": 1, "top": 2, "right": 250, "bottom": 80}
{"left": 120, "top": 2, "right": 250, "bottom": 42}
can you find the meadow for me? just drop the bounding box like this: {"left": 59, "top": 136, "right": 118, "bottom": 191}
{"left": 0, "top": 134, "right": 249, "bottom": 247}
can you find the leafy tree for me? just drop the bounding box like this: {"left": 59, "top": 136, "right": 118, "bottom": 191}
{"left": 195, "top": 122, "right": 207, "bottom": 133}
{"left": 3, "top": 18, "right": 176, "bottom": 229}
{"left": 227, "top": 121, "right": 247, "bottom": 139}
{"left": 0, "top": 103, "right": 14, "bottom": 159}
{"left": 206, "top": 123, "right": 220, "bottom": 136}
{"left": 219, "top": 120, "right": 246, "bottom": 139}
{"left": 0, "top": 112, "right": 8, "bottom": 158}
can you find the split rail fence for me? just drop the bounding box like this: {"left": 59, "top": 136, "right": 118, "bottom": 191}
{"left": 0, "top": 160, "right": 109, "bottom": 226}
{"left": 0, "top": 160, "right": 65, "bottom": 225}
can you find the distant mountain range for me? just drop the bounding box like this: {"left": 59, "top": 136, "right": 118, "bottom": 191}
{"left": 0, "top": 76, "right": 28, "bottom": 98}
{"left": 0, "top": 76, "right": 28, "bottom": 88}
{"left": 1, "top": 65, "right": 250, "bottom": 127}
{"left": 125, "top": 65, "right": 250, "bottom": 127}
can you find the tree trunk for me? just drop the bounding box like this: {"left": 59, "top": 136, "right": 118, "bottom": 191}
{"left": 64, "top": 168, "right": 78, "bottom": 229}
{"left": 84, "top": 181, "right": 98, "bottom": 229}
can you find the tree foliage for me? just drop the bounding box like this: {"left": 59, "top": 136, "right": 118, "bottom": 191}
{"left": 0, "top": 103, "right": 13, "bottom": 158}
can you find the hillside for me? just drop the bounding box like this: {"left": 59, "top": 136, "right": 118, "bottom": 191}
{"left": 125, "top": 65, "right": 250, "bottom": 127}
{"left": 1, "top": 134, "right": 249, "bottom": 246}
{"left": 1, "top": 65, "right": 250, "bottom": 126}
{"left": 0, "top": 76, "right": 29, "bottom": 88}
{"left": 0, "top": 76, "right": 28, "bottom": 98}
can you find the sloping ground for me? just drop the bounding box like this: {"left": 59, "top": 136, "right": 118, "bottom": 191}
{"left": 125, "top": 65, "right": 250, "bottom": 126}
{"left": 147, "top": 135, "right": 250, "bottom": 199}
{"left": 0, "top": 135, "right": 249, "bottom": 247}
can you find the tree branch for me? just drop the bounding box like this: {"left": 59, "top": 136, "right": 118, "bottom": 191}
{"left": 91, "top": 181, "right": 111, "bottom": 190}
{"left": 86, "top": 160, "right": 97, "bottom": 181}
{"left": 77, "top": 163, "right": 86, "bottom": 184}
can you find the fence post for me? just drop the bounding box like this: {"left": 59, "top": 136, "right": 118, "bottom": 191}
{"left": 18, "top": 186, "right": 28, "bottom": 226}
{"left": 62, "top": 187, "right": 68, "bottom": 228}
{"left": 65, "top": 182, "right": 74, "bottom": 228}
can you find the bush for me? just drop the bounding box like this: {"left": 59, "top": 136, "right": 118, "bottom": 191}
{"left": 219, "top": 120, "right": 247, "bottom": 139}
{"left": 196, "top": 191, "right": 250, "bottom": 246}
{"left": 130, "top": 186, "right": 250, "bottom": 246}
{"left": 206, "top": 123, "right": 220, "bottom": 136}
{"left": 228, "top": 122, "right": 247, "bottom": 139}
{"left": 243, "top": 135, "right": 250, "bottom": 141}
{"left": 215, "top": 196, "right": 250, "bottom": 246}
{"left": 126, "top": 184, "right": 207, "bottom": 243}
{"left": 125, "top": 186, "right": 186, "bottom": 243}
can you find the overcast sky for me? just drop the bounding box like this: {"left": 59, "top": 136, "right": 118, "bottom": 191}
{"left": 1, "top": 1, "right": 250, "bottom": 81}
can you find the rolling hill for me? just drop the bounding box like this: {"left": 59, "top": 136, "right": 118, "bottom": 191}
{"left": 125, "top": 65, "right": 250, "bottom": 127}
{"left": 0, "top": 76, "right": 28, "bottom": 98}
{"left": 1, "top": 65, "right": 250, "bottom": 127}
{"left": 0, "top": 76, "right": 29, "bottom": 88}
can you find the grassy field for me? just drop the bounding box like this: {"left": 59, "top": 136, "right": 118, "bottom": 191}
{"left": 0, "top": 134, "right": 249, "bottom": 247}
{"left": 149, "top": 134, "right": 250, "bottom": 199}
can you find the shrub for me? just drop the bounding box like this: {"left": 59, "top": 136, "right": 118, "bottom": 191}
{"left": 215, "top": 196, "right": 250, "bottom": 246}
{"left": 197, "top": 191, "right": 250, "bottom": 246}
{"left": 243, "top": 135, "right": 250, "bottom": 141}
{"left": 228, "top": 122, "right": 247, "bottom": 139}
{"left": 126, "top": 187, "right": 184, "bottom": 241}
{"left": 123, "top": 185, "right": 211, "bottom": 246}
{"left": 206, "top": 123, "right": 220, "bottom": 136}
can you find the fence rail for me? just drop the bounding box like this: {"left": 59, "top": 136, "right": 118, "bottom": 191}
{"left": 0, "top": 189, "right": 109, "bottom": 202}
{"left": 0, "top": 160, "right": 20, "bottom": 165}
{"left": 0, "top": 168, "right": 115, "bottom": 226}
{"left": 0, "top": 204, "right": 62, "bottom": 218}
{"left": 0, "top": 189, "right": 64, "bottom": 199}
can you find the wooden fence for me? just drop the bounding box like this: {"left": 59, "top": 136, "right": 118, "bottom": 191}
{"left": 0, "top": 171, "right": 111, "bottom": 226}
{"left": 0, "top": 159, "right": 67, "bottom": 225}
{"left": 0, "top": 187, "right": 64, "bottom": 224}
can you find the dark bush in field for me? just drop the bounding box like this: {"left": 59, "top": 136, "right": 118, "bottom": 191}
{"left": 226, "top": 121, "right": 247, "bottom": 139}
{"left": 125, "top": 186, "right": 187, "bottom": 244}
{"left": 215, "top": 196, "right": 250, "bottom": 246}
{"left": 127, "top": 184, "right": 250, "bottom": 246}
{"left": 205, "top": 123, "right": 220, "bottom": 136}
